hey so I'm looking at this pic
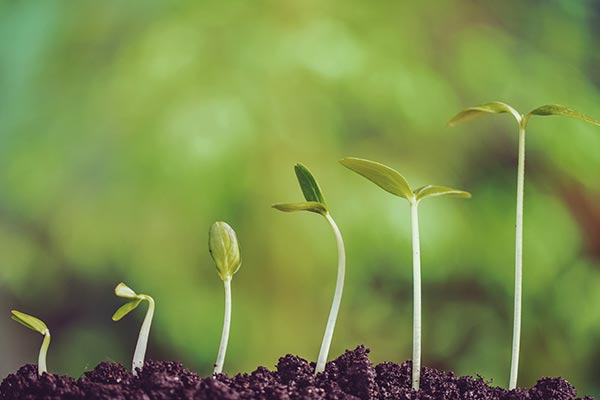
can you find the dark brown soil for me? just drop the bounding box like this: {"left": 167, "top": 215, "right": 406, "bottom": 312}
{"left": 0, "top": 345, "right": 593, "bottom": 400}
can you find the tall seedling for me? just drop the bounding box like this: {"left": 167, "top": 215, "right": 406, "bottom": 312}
{"left": 340, "top": 157, "right": 470, "bottom": 390}
{"left": 273, "top": 163, "right": 346, "bottom": 374}
{"left": 448, "top": 102, "right": 600, "bottom": 389}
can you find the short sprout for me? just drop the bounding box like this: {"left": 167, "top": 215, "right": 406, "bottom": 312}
{"left": 11, "top": 310, "right": 51, "bottom": 376}
{"left": 112, "top": 282, "right": 155, "bottom": 375}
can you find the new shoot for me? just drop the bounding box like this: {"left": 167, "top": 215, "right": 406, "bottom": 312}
{"left": 272, "top": 163, "right": 346, "bottom": 374}
{"left": 448, "top": 102, "right": 600, "bottom": 390}
{"left": 11, "top": 310, "right": 50, "bottom": 375}
{"left": 339, "top": 157, "right": 470, "bottom": 391}
{"left": 112, "top": 282, "right": 155, "bottom": 375}
{"left": 209, "top": 221, "right": 242, "bottom": 374}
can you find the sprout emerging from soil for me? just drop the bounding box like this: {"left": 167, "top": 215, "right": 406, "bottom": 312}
{"left": 272, "top": 163, "right": 346, "bottom": 374}
{"left": 10, "top": 310, "right": 50, "bottom": 375}
{"left": 340, "top": 157, "right": 470, "bottom": 390}
{"left": 209, "top": 221, "right": 242, "bottom": 374}
{"left": 448, "top": 102, "right": 600, "bottom": 390}
{"left": 112, "top": 282, "right": 155, "bottom": 375}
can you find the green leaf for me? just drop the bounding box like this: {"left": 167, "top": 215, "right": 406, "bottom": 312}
{"left": 11, "top": 310, "right": 48, "bottom": 334}
{"left": 294, "top": 163, "right": 326, "bottom": 205}
{"left": 209, "top": 221, "right": 242, "bottom": 281}
{"left": 528, "top": 104, "right": 600, "bottom": 126}
{"left": 115, "top": 282, "right": 138, "bottom": 299}
{"left": 112, "top": 299, "right": 143, "bottom": 321}
{"left": 448, "top": 102, "right": 521, "bottom": 126}
{"left": 414, "top": 185, "right": 472, "bottom": 202}
{"left": 339, "top": 157, "right": 413, "bottom": 200}
{"left": 272, "top": 201, "right": 328, "bottom": 214}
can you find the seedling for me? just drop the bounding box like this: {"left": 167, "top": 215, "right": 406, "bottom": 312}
{"left": 339, "top": 157, "right": 470, "bottom": 390}
{"left": 272, "top": 163, "right": 346, "bottom": 374}
{"left": 112, "top": 282, "right": 155, "bottom": 375}
{"left": 209, "top": 221, "right": 242, "bottom": 374}
{"left": 10, "top": 310, "right": 50, "bottom": 375}
{"left": 448, "top": 102, "right": 600, "bottom": 390}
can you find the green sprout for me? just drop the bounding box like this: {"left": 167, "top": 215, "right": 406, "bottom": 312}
{"left": 448, "top": 102, "right": 600, "bottom": 390}
{"left": 209, "top": 221, "right": 242, "bottom": 374}
{"left": 272, "top": 163, "right": 346, "bottom": 374}
{"left": 11, "top": 310, "right": 50, "bottom": 375}
{"left": 339, "top": 157, "right": 470, "bottom": 390}
{"left": 112, "top": 282, "right": 155, "bottom": 375}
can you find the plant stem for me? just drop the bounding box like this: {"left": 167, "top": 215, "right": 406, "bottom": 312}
{"left": 315, "top": 213, "right": 346, "bottom": 374}
{"left": 215, "top": 277, "right": 232, "bottom": 374}
{"left": 410, "top": 201, "right": 422, "bottom": 390}
{"left": 132, "top": 296, "right": 155, "bottom": 375}
{"left": 38, "top": 329, "right": 50, "bottom": 375}
{"left": 509, "top": 124, "right": 526, "bottom": 390}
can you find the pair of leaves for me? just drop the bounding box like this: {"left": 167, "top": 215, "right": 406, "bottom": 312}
{"left": 11, "top": 310, "right": 48, "bottom": 335}
{"left": 339, "top": 157, "right": 471, "bottom": 203}
{"left": 209, "top": 221, "right": 242, "bottom": 281}
{"left": 112, "top": 282, "right": 147, "bottom": 321}
{"left": 272, "top": 163, "right": 329, "bottom": 215}
{"left": 448, "top": 102, "right": 600, "bottom": 128}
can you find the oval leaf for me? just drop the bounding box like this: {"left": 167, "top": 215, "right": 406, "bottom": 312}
{"left": 448, "top": 102, "right": 521, "bottom": 126}
{"left": 528, "top": 104, "right": 600, "bottom": 126}
{"left": 112, "top": 299, "right": 143, "bottom": 321}
{"left": 294, "top": 163, "right": 327, "bottom": 205}
{"left": 272, "top": 201, "right": 327, "bottom": 214}
{"left": 414, "top": 185, "right": 471, "bottom": 202}
{"left": 339, "top": 157, "right": 413, "bottom": 200}
{"left": 209, "top": 221, "right": 242, "bottom": 281}
{"left": 11, "top": 310, "right": 48, "bottom": 334}
{"left": 115, "top": 282, "right": 138, "bottom": 299}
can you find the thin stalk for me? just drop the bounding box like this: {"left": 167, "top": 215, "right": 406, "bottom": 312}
{"left": 315, "top": 213, "right": 346, "bottom": 374}
{"left": 132, "top": 296, "right": 155, "bottom": 375}
{"left": 38, "top": 329, "right": 50, "bottom": 375}
{"left": 509, "top": 124, "right": 526, "bottom": 389}
{"left": 214, "top": 277, "right": 232, "bottom": 374}
{"left": 410, "top": 201, "right": 422, "bottom": 390}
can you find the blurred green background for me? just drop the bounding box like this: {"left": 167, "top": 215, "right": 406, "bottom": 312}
{"left": 1, "top": 0, "right": 600, "bottom": 396}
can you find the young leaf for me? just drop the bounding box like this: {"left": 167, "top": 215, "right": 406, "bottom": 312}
{"left": 528, "top": 104, "right": 600, "bottom": 126}
{"left": 272, "top": 201, "right": 327, "bottom": 214}
{"left": 209, "top": 221, "right": 242, "bottom": 281}
{"left": 112, "top": 299, "right": 143, "bottom": 321}
{"left": 11, "top": 310, "right": 48, "bottom": 334}
{"left": 295, "top": 163, "right": 327, "bottom": 205}
{"left": 447, "top": 102, "right": 521, "bottom": 126}
{"left": 339, "top": 157, "right": 414, "bottom": 200}
{"left": 115, "top": 282, "right": 138, "bottom": 299}
{"left": 414, "top": 185, "right": 472, "bottom": 202}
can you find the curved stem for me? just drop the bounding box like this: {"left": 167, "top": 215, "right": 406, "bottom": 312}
{"left": 214, "top": 277, "right": 232, "bottom": 374}
{"left": 315, "top": 213, "right": 346, "bottom": 374}
{"left": 410, "top": 202, "right": 422, "bottom": 390}
{"left": 509, "top": 124, "right": 526, "bottom": 389}
{"left": 38, "top": 329, "right": 50, "bottom": 375}
{"left": 132, "top": 296, "right": 155, "bottom": 375}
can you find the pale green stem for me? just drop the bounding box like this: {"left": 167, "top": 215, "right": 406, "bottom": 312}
{"left": 132, "top": 296, "right": 155, "bottom": 375}
{"left": 315, "top": 212, "right": 346, "bottom": 374}
{"left": 214, "top": 277, "right": 232, "bottom": 374}
{"left": 509, "top": 123, "right": 526, "bottom": 390}
{"left": 38, "top": 329, "right": 50, "bottom": 375}
{"left": 410, "top": 201, "right": 422, "bottom": 390}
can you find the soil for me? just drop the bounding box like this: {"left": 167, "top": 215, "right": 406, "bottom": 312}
{"left": 0, "top": 345, "right": 593, "bottom": 400}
